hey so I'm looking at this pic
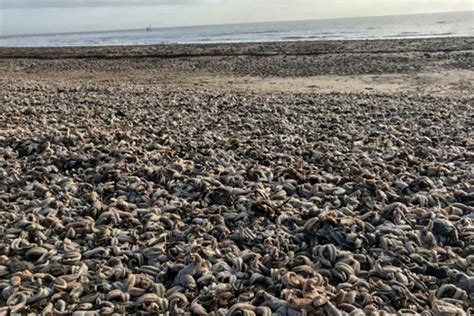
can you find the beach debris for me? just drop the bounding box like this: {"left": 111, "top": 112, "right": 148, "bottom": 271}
{"left": 0, "top": 81, "right": 472, "bottom": 315}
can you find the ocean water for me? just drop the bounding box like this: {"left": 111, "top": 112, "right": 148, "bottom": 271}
{"left": 0, "top": 11, "right": 472, "bottom": 47}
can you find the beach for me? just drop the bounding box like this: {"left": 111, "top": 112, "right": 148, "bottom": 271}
{"left": 0, "top": 38, "right": 473, "bottom": 314}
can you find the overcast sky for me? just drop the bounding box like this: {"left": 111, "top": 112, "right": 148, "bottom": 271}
{"left": 1, "top": 0, "right": 473, "bottom": 36}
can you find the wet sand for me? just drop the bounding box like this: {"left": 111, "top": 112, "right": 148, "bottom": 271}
{"left": 0, "top": 38, "right": 473, "bottom": 315}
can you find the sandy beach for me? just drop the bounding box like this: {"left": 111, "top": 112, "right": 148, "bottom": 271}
{"left": 0, "top": 38, "right": 473, "bottom": 315}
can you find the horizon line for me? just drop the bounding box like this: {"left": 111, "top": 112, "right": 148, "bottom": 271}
{"left": 1, "top": 9, "right": 472, "bottom": 38}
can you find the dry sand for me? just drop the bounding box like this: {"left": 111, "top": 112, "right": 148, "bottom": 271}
{"left": 1, "top": 37, "right": 473, "bottom": 95}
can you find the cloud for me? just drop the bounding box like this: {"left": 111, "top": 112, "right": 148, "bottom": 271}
{"left": 0, "top": 0, "right": 196, "bottom": 8}
{"left": 0, "top": 0, "right": 340, "bottom": 9}
{"left": 2, "top": 0, "right": 472, "bottom": 9}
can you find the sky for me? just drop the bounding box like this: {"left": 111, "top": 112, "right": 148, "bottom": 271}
{"left": 1, "top": 0, "right": 473, "bottom": 36}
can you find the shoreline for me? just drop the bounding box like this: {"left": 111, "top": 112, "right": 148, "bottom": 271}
{"left": 0, "top": 36, "right": 473, "bottom": 58}
{"left": 0, "top": 34, "right": 471, "bottom": 48}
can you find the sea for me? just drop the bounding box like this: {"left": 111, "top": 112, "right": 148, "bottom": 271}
{"left": 0, "top": 11, "right": 472, "bottom": 47}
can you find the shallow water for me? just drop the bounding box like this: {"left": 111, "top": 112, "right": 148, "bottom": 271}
{"left": 0, "top": 11, "right": 472, "bottom": 47}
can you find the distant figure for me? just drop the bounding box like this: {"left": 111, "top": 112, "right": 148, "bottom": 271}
{"left": 146, "top": 25, "right": 152, "bottom": 32}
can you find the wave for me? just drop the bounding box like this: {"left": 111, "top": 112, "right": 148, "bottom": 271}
{"left": 208, "top": 30, "right": 281, "bottom": 37}
{"left": 385, "top": 32, "right": 455, "bottom": 38}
